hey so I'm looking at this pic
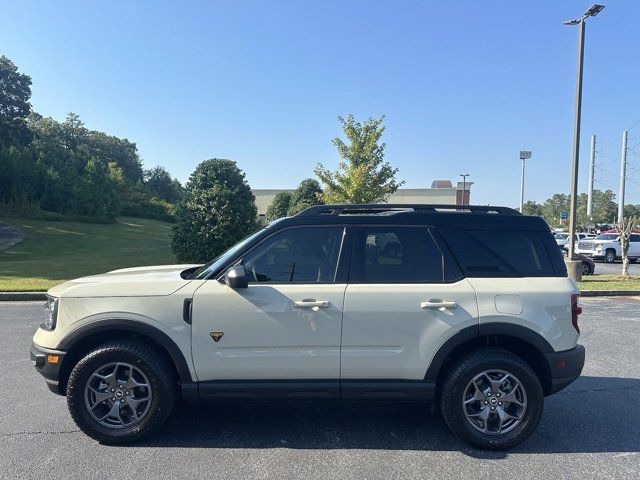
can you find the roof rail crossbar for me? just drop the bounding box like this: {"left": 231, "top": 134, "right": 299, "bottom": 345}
{"left": 296, "top": 204, "right": 521, "bottom": 216}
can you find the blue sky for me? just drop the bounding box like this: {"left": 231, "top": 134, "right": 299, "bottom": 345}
{"left": 2, "top": 0, "right": 639, "bottom": 207}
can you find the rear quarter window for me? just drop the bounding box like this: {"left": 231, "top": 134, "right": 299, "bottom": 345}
{"left": 439, "top": 227, "right": 556, "bottom": 277}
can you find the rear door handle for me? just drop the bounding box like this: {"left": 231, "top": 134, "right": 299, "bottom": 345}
{"left": 421, "top": 300, "right": 458, "bottom": 310}
{"left": 294, "top": 299, "right": 330, "bottom": 309}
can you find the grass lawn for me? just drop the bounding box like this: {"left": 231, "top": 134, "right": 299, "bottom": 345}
{"left": 577, "top": 274, "right": 640, "bottom": 292}
{"left": 0, "top": 217, "right": 176, "bottom": 291}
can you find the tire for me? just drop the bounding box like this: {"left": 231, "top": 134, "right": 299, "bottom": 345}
{"left": 582, "top": 263, "right": 591, "bottom": 275}
{"left": 439, "top": 348, "right": 543, "bottom": 450}
{"left": 604, "top": 249, "right": 616, "bottom": 263}
{"left": 66, "top": 341, "right": 177, "bottom": 444}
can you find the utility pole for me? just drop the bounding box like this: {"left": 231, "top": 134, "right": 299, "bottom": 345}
{"left": 519, "top": 151, "right": 532, "bottom": 212}
{"left": 587, "top": 134, "right": 596, "bottom": 226}
{"left": 618, "top": 130, "right": 628, "bottom": 223}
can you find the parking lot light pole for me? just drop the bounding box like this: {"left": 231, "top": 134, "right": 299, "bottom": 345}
{"left": 564, "top": 4, "right": 605, "bottom": 274}
{"left": 519, "top": 151, "right": 531, "bottom": 213}
{"left": 460, "top": 173, "right": 469, "bottom": 205}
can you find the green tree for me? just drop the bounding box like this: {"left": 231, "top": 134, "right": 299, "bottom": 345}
{"left": 522, "top": 200, "right": 542, "bottom": 217}
{"left": 144, "top": 165, "right": 183, "bottom": 203}
{"left": 265, "top": 191, "right": 292, "bottom": 222}
{"left": 287, "top": 178, "right": 323, "bottom": 215}
{"left": 171, "top": 159, "right": 257, "bottom": 263}
{"left": 315, "top": 115, "right": 403, "bottom": 204}
{"left": 0, "top": 55, "right": 32, "bottom": 146}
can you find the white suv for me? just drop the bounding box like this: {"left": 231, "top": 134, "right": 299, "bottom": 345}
{"left": 31, "top": 204, "right": 584, "bottom": 450}
{"left": 577, "top": 233, "right": 640, "bottom": 263}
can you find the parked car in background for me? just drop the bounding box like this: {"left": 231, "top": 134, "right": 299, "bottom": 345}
{"left": 554, "top": 232, "right": 592, "bottom": 251}
{"left": 562, "top": 250, "right": 595, "bottom": 275}
{"left": 576, "top": 233, "right": 640, "bottom": 263}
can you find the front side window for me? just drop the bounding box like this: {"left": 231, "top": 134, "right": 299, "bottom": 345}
{"left": 243, "top": 227, "right": 344, "bottom": 283}
{"left": 355, "top": 227, "right": 444, "bottom": 283}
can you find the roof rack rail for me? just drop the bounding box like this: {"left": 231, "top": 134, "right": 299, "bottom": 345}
{"left": 296, "top": 204, "right": 521, "bottom": 216}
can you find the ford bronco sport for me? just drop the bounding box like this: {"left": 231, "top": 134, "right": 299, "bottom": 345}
{"left": 31, "top": 204, "right": 585, "bottom": 450}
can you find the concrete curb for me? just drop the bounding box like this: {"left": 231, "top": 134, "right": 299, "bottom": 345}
{"left": 1, "top": 291, "right": 640, "bottom": 301}
{"left": 580, "top": 290, "right": 640, "bottom": 297}
{"left": 0, "top": 292, "right": 47, "bottom": 301}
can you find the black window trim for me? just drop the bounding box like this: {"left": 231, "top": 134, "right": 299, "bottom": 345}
{"left": 348, "top": 224, "right": 461, "bottom": 285}
{"left": 215, "top": 224, "right": 353, "bottom": 285}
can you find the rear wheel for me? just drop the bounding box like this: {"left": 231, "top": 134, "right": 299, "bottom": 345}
{"left": 582, "top": 263, "right": 591, "bottom": 275}
{"left": 66, "top": 341, "right": 177, "bottom": 444}
{"left": 439, "top": 349, "right": 543, "bottom": 450}
{"left": 604, "top": 249, "right": 616, "bottom": 263}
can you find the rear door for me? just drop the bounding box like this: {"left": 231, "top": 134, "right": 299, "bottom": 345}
{"left": 630, "top": 234, "right": 640, "bottom": 257}
{"left": 341, "top": 225, "right": 478, "bottom": 382}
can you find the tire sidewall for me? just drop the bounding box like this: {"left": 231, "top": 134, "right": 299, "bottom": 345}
{"left": 443, "top": 356, "right": 543, "bottom": 450}
{"left": 67, "top": 347, "right": 171, "bottom": 442}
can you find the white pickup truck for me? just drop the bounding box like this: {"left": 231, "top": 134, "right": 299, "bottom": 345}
{"left": 576, "top": 233, "right": 640, "bottom": 263}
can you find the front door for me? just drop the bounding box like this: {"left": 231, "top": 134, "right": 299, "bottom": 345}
{"left": 191, "top": 226, "right": 348, "bottom": 383}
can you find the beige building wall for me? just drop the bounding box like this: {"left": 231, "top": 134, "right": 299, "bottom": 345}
{"left": 252, "top": 181, "right": 473, "bottom": 216}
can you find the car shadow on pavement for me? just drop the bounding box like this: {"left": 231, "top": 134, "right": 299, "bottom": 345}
{"left": 135, "top": 376, "right": 640, "bottom": 456}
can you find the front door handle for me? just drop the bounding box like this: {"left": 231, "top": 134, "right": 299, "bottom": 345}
{"left": 421, "top": 300, "right": 458, "bottom": 310}
{"left": 294, "top": 299, "right": 330, "bottom": 309}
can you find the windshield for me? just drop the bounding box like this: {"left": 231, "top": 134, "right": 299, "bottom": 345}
{"left": 193, "top": 228, "right": 267, "bottom": 279}
{"left": 595, "top": 234, "right": 618, "bottom": 241}
{"left": 554, "top": 233, "right": 568, "bottom": 240}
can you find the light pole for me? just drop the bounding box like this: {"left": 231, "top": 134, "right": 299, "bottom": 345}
{"left": 519, "top": 151, "right": 531, "bottom": 213}
{"left": 564, "top": 4, "right": 605, "bottom": 264}
{"left": 460, "top": 173, "right": 469, "bottom": 205}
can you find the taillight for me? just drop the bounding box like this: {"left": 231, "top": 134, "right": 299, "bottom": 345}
{"left": 571, "top": 294, "right": 582, "bottom": 334}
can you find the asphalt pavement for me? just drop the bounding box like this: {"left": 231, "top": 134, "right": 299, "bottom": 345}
{"left": 593, "top": 260, "right": 640, "bottom": 276}
{"left": 1, "top": 299, "right": 639, "bottom": 479}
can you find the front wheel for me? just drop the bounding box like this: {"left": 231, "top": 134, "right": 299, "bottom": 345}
{"left": 604, "top": 249, "right": 616, "bottom": 263}
{"left": 439, "top": 349, "right": 543, "bottom": 450}
{"left": 66, "top": 341, "right": 177, "bottom": 444}
{"left": 582, "top": 263, "right": 591, "bottom": 275}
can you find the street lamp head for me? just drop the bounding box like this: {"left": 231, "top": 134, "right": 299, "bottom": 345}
{"left": 584, "top": 4, "right": 605, "bottom": 17}
{"left": 564, "top": 5, "right": 604, "bottom": 25}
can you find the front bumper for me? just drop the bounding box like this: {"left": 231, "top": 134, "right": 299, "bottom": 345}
{"left": 30, "top": 343, "right": 67, "bottom": 395}
{"left": 544, "top": 344, "right": 585, "bottom": 395}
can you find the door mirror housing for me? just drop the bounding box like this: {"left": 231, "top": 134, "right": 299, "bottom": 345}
{"left": 225, "top": 265, "right": 248, "bottom": 289}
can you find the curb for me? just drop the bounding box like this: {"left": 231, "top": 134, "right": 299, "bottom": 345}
{"left": 580, "top": 290, "right": 640, "bottom": 297}
{"left": 0, "top": 292, "right": 46, "bottom": 301}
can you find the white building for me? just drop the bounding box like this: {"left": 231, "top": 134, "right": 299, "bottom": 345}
{"left": 253, "top": 180, "right": 473, "bottom": 216}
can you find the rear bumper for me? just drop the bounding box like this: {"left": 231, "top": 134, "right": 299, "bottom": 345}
{"left": 544, "top": 344, "right": 585, "bottom": 395}
{"left": 30, "top": 343, "right": 67, "bottom": 395}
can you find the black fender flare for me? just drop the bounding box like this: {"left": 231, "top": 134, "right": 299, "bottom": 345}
{"left": 424, "top": 322, "right": 554, "bottom": 383}
{"left": 58, "top": 319, "right": 193, "bottom": 382}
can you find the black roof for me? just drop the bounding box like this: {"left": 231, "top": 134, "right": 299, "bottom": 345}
{"left": 270, "top": 204, "right": 549, "bottom": 231}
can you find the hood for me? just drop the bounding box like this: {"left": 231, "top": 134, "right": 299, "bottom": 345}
{"left": 47, "top": 264, "right": 202, "bottom": 298}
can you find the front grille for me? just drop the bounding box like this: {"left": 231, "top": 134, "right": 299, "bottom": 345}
{"left": 578, "top": 241, "right": 595, "bottom": 250}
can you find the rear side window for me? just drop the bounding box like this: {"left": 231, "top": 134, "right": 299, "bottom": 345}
{"left": 352, "top": 226, "right": 444, "bottom": 283}
{"left": 440, "top": 227, "right": 555, "bottom": 277}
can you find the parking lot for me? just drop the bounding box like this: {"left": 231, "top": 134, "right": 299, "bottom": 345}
{"left": 1, "top": 299, "right": 639, "bottom": 480}
{"left": 593, "top": 261, "right": 640, "bottom": 276}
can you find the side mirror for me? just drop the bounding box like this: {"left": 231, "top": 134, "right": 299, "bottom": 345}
{"left": 225, "top": 265, "right": 248, "bottom": 289}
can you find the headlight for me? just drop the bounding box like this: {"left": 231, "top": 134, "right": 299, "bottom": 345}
{"left": 41, "top": 296, "right": 58, "bottom": 331}
{"left": 595, "top": 245, "right": 603, "bottom": 251}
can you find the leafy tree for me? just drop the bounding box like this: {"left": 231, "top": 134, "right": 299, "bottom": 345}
{"left": 265, "top": 191, "right": 292, "bottom": 222}
{"left": 624, "top": 204, "right": 640, "bottom": 218}
{"left": 522, "top": 200, "right": 542, "bottom": 217}
{"left": 287, "top": 178, "right": 323, "bottom": 215}
{"left": 315, "top": 115, "right": 404, "bottom": 204}
{"left": 171, "top": 159, "right": 257, "bottom": 263}
{"left": 144, "top": 165, "right": 183, "bottom": 203}
{"left": 0, "top": 55, "right": 32, "bottom": 146}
